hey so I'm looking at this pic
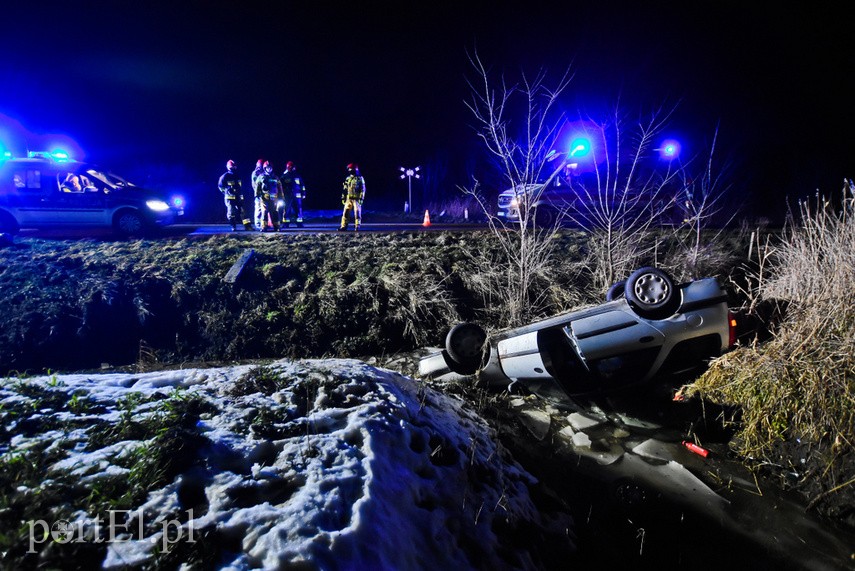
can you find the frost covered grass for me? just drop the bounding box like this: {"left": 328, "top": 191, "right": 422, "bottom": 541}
{"left": 0, "top": 230, "right": 742, "bottom": 376}
{"left": 0, "top": 233, "right": 509, "bottom": 374}
{"left": 12, "top": 223, "right": 855, "bottom": 541}
{"left": 687, "top": 182, "right": 855, "bottom": 522}
{"left": 0, "top": 360, "right": 573, "bottom": 569}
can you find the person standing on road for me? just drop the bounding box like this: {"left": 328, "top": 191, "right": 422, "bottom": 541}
{"left": 251, "top": 159, "right": 265, "bottom": 229}
{"left": 280, "top": 161, "right": 306, "bottom": 228}
{"left": 255, "top": 161, "right": 281, "bottom": 232}
{"left": 339, "top": 163, "right": 366, "bottom": 231}
{"left": 218, "top": 160, "right": 252, "bottom": 231}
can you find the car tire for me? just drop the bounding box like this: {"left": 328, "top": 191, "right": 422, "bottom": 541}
{"left": 605, "top": 280, "right": 626, "bottom": 301}
{"left": 445, "top": 322, "right": 487, "bottom": 372}
{"left": 532, "top": 206, "right": 557, "bottom": 228}
{"left": 0, "top": 211, "right": 20, "bottom": 235}
{"left": 113, "top": 210, "right": 145, "bottom": 237}
{"left": 625, "top": 267, "right": 680, "bottom": 320}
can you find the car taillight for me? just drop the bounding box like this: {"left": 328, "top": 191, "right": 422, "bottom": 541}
{"left": 728, "top": 311, "right": 738, "bottom": 348}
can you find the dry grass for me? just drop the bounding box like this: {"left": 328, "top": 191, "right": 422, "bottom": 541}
{"left": 686, "top": 182, "right": 855, "bottom": 513}
{"left": 0, "top": 228, "right": 676, "bottom": 374}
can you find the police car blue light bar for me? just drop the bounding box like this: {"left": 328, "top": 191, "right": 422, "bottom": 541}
{"left": 568, "top": 137, "right": 591, "bottom": 157}
{"left": 26, "top": 150, "right": 71, "bottom": 161}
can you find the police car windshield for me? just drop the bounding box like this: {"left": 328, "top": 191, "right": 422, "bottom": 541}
{"left": 84, "top": 168, "right": 137, "bottom": 190}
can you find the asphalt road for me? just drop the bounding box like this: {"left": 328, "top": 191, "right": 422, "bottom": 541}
{"left": 11, "top": 221, "right": 487, "bottom": 240}
{"left": 180, "top": 222, "right": 482, "bottom": 235}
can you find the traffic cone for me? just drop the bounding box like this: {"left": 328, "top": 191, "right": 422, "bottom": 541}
{"left": 423, "top": 210, "right": 431, "bottom": 227}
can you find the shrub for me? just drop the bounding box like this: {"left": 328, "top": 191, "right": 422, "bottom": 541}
{"left": 687, "top": 181, "right": 855, "bottom": 514}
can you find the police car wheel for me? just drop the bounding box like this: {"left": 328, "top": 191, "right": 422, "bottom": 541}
{"left": 0, "top": 212, "right": 20, "bottom": 235}
{"left": 114, "top": 211, "right": 145, "bottom": 237}
{"left": 445, "top": 322, "right": 487, "bottom": 370}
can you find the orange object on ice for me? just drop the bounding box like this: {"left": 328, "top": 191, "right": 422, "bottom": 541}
{"left": 682, "top": 440, "right": 710, "bottom": 458}
{"left": 423, "top": 210, "right": 431, "bottom": 227}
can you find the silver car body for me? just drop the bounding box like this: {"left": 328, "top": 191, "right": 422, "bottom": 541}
{"left": 419, "top": 277, "right": 730, "bottom": 399}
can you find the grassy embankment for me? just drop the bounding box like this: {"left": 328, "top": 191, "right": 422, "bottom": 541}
{"left": 2, "top": 211, "right": 853, "bottom": 526}
{"left": 687, "top": 184, "right": 855, "bottom": 526}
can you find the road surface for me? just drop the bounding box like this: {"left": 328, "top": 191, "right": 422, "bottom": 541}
{"left": 179, "top": 222, "right": 483, "bottom": 235}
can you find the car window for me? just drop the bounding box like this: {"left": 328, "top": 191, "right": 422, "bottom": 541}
{"left": 60, "top": 172, "right": 83, "bottom": 193}
{"left": 12, "top": 169, "right": 42, "bottom": 191}
{"left": 79, "top": 173, "right": 100, "bottom": 192}
{"left": 84, "top": 168, "right": 130, "bottom": 190}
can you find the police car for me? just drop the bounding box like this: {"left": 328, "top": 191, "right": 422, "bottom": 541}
{"left": 0, "top": 151, "right": 184, "bottom": 236}
{"left": 419, "top": 267, "right": 735, "bottom": 400}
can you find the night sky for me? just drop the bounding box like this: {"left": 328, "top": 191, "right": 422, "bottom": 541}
{"left": 1, "top": 1, "right": 852, "bottom": 219}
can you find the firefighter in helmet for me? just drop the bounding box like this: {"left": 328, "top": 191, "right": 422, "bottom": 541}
{"left": 254, "top": 161, "right": 281, "bottom": 232}
{"left": 339, "top": 163, "right": 366, "bottom": 231}
{"left": 280, "top": 161, "right": 307, "bottom": 228}
{"left": 251, "top": 159, "right": 265, "bottom": 229}
{"left": 218, "top": 160, "right": 252, "bottom": 231}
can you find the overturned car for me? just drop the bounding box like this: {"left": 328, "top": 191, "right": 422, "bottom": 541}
{"left": 419, "top": 267, "right": 735, "bottom": 400}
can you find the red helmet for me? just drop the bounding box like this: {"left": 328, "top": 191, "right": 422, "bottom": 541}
{"left": 347, "top": 163, "right": 358, "bottom": 172}
{"left": 263, "top": 161, "right": 272, "bottom": 173}
{"left": 226, "top": 160, "right": 236, "bottom": 170}
{"left": 255, "top": 159, "right": 264, "bottom": 168}
{"left": 286, "top": 161, "right": 294, "bottom": 170}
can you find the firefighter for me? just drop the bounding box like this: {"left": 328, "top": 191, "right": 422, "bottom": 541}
{"left": 339, "top": 163, "right": 366, "bottom": 231}
{"left": 280, "top": 161, "right": 307, "bottom": 228}
{"left": 218, "top": 160, "right": 252, "bottom": 231}
{"left": 254, "top": 161, "right": 281, "bottom": 232}
{"left": 251, "top": 159, "right": 264, "bottom": 229}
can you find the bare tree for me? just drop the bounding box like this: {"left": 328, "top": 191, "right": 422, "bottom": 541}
{"left": 462, "top": 51, "right": 574, "bottom": 326}
{"left": 463, "top": 52, "right": 730, "bottom": 323}
{"left": 566, "top": 107, "right": 684, "bottom": 291}
{"left": 672, "top": 127, "right": 736, "bottom": 276}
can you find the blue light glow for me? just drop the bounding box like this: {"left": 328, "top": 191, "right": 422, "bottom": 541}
{"left": 569, "top": 137, "right": 591, "bottom": 157}
{"left": 28, "top": 148, "right": 73, "bottom": 161}
{"left": 171, "top": 196, "right": 185, "bottom": 208}
{"left": 659, "top": 139, "right": 681, "bottom": 160}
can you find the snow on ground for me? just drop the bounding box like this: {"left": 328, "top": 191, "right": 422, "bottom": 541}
{"left": 0, "top": 359, "right": 573, "bottom": 569}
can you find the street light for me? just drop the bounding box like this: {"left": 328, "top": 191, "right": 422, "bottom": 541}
{"left": 399, "top": 166, "right": 420, "bottom": 213}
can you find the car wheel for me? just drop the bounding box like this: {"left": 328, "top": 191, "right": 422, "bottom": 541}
{"left": 0, "top": 211, "right": 20, "bottom": 235}
{"left": 532, "top": 206, "right": 557, "bottom": 228}
{"left": 114, "top": 210, "right": 145, "bottom": 237}
{"left": 445, "top": 322, "right": 487, "bottom": 371}
{"left": 605, "top": 280, "right": 626, "bottom": 301}
{"left": 625, "top": 267, "right": 680, "bottom": 320}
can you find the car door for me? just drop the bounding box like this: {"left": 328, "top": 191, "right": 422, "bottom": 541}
{"left": 10, "top": 167, "right": 57, "bottom": 225}
{"left": 44, "top": 170, "right": 109, "bottom": 226}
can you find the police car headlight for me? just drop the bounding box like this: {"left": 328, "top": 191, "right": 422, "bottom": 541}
{"left": 277, "top": 200, "right": 284, "bottom": 208}
{"left": 510, "top": 197, "right": 519, "bottom": 208}
{"left": 146, "top": 199, "right": 170, "bottom": 212}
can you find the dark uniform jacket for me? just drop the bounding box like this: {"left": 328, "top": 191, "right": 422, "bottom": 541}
{"left": 218, "top": 171, "right": 243, "bottom": 199}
